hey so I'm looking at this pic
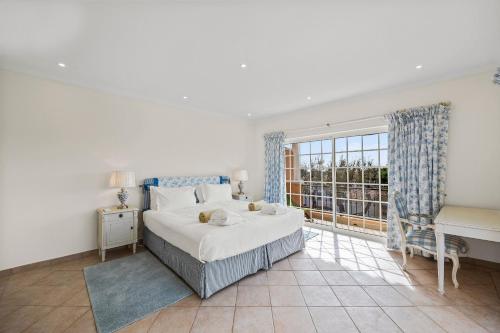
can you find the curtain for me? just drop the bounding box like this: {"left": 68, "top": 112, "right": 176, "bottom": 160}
{"left": 264, "top": 131, "right": 285, "bottom": 204}
{"left": 385, "top": 103, "right": 450, "bottom": 249}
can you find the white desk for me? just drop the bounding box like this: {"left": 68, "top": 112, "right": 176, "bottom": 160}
{"left": 435, "top": 205, "right": 500, "bottom": 294}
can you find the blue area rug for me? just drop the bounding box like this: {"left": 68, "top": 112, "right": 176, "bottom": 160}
{"left": 304, "top": 230, "right": 319, "bottom": 241}
{"left": 84, "top": 251, "right": 193, "bottom": 333}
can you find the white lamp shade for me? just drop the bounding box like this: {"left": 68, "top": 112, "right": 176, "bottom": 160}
{"left": 233, "top": 169, "right": 248, "bottom": 182}
{"left": 109, "top": 171, "right": 136, "bottom": 188}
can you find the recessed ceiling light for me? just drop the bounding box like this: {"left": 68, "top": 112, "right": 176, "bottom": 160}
{"left": 183, "top": 96, "right": 188, "bottom": 100}
{"left": 58, "top": 62, "right": 66, "bottom": 68}
{"left": 416, "top": 64, "right": 423, "bottom": 69}
{"left": 240, "top": 63, "right": 247, "bottom": 69}
{"left": 247, "top": 113, "right": 252, "bottom": 117}
{"left": 306, "top": 96, "right": 312, "bottom": 101}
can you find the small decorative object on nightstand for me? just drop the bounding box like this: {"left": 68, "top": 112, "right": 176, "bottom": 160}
{"left": 232, "top": 193, "right": 253, "bottom": 202}
{"left": 109, "top": 170, "right": 136, "bottom": 209}
{"left": 233, "top": 169, "right": 248, "bottom": 195}
{"left": 97, "top": 206, "right": 139, "bottom": 262}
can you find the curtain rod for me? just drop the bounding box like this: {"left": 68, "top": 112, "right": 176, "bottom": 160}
{"left": 284, "top": 101, "right": 450, "bottom": 134}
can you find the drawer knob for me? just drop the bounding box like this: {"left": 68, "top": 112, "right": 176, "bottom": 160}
{"left": 130, "top": 226, "right": 133, "bottom": 230}
{"left": 118, "top": 213, "right": 123, "bottom": 218}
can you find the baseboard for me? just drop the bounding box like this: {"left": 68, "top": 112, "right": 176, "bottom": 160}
{"left": 0, "top": 249, "right": 98, "bottom": 278}
{"left": 0, "top": 240, "right": 144, "bottom": 278}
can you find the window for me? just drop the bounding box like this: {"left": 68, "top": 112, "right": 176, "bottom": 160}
{"left": 285, "top": 132, "right": 388, "bottom": 236}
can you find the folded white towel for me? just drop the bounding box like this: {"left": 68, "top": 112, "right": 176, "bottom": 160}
{"left": 208, "top": 208, "right": 237, "bottom": 226}
{"left": 261, "top": 203, "right": 288, "bottom": 215}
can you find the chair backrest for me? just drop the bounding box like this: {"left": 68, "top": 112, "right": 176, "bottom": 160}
{"left": 391, "top": 192, "right": 408, "bottom": 244}
{"left": 393, "top": 191, "right": 409, "bottom": 220}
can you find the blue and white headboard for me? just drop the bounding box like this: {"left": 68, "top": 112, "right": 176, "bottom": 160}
{"left": 143, "top": 175, "right": 230, "bottom": 210}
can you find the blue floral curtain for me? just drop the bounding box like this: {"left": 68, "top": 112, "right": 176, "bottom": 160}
{"left": 264, "top": 131, "right": 285, "bottom": 204}
{"left": 385, "top": 103, "right": 450, "bottom": 249}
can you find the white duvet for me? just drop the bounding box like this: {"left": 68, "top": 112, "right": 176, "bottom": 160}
{"left": 143, "top": 200, "right": 304, "bottom": 262}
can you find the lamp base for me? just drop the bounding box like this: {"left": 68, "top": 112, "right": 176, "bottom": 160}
{"left": 238, "top": 181, "right": 245, "bottom": 195}
{"left": 117, "top": 188, "right": 129, "bottom": 209}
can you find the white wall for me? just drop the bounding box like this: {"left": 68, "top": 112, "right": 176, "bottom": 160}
{"left": 0, "top": 70, "right": 252, "bottom": 270}
{"left": 248, "top": 71, "right": 500, "bottom": 262}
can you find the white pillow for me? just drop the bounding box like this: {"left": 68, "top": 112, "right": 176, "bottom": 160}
{"left": 195, "top": 185, "right": 205, "bottom": 203}
{"left": 202, "top": 184, "right": 232, "bottom": 203}
{"left": 150, "top": 186, "right": 196, "bottom": 211}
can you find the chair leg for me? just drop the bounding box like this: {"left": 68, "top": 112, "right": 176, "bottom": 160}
{"left": 450, "top": 254, "right": 460, "bottom": 289}
{"left": 401, "top": 243, "right": 408, "bottom": 270}
{"left": 409, "top": 247, "right": 414, "bottom": 258}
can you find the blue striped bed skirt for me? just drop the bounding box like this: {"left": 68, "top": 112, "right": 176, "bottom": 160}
{"left": 144, "top": 227, "right": 305, "bottom": 298}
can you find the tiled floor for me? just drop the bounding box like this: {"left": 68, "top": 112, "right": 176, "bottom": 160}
{"left": 1, "top": 227, "right": 500, "bottom": 333}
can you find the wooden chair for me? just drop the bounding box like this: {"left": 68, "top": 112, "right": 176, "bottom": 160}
{"left": 391, "top": 192, "right": 468, "bottom": 288}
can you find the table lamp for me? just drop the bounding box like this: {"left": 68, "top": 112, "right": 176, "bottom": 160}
{"left": 233, "top": 170, "right": 248, "bottom": 195}
{"left": 109, "top": 170, "right": 136, "bottom": 209}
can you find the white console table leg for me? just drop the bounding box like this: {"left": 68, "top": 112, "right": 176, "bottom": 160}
{"left": 436, "top": 230, "right": 445, "bottom": 294}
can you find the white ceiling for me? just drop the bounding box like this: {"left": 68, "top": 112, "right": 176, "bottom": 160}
{"left": 1, "top": 0, "right": 499, "bottom": 117}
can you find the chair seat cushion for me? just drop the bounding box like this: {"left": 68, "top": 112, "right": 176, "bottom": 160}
{"left": 406, "top": 229, "right": 468, "bottom": 254}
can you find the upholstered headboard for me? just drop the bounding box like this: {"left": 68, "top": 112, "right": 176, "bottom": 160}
{"left": 143, "top": 175, "right": 230, "bottom": 210}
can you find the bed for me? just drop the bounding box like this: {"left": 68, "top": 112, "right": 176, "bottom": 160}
{"left": 142, "top": 175, "right": 305, "bottom": 298}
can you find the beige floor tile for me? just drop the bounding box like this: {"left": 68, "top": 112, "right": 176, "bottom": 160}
{"left": 201, "top": 285, "right": 237, "bottom": 306}
{"left": 148, "top": 307, "right": 198, "bottom": 333}
{"left": 392, "top": 285, "right": 451, "bottom": 306}
{"left": 335, "top": 258, "right": 373, "bottom": 271}
{"left": 331, "top": 286, "right": 377, "bottom": 306}
{"left": 269, "top": 286, "right": 305, "bottom": 306}
{"left": 0, "top": 285, "right": 79, "bottom": 306}
{"left": 346, "top": 307, "right": 402, "bottom": 332}
{"left": 191, "top": 307, "right": 234, "bottom": 333}
{"left": 358, "top": 257, "right": 402, "bottom": 271}
{"left": 267, "top": 271, "right": 297, "bottom": 285}
{"left": 379, "top": 270, "right": 415, "bottom": 286}
{"left": 461, "top": 284, "right": 500, "bottom": 305}
{"left": 492, "top": 271, "right": 500, "bottom": 295}
{"left": 52, "top": 256, "right": 99, "bottom": 271}
{"left": 236, "top": 286, "right": 270, "bottom": 306}
{"left": 270, "top": 259, "right": 292, "bottom": 270}
{"left": 233, "top": 307, "right": 273, "bottom": 333}
{"left": 35, "top": 270, "right": 86, "bottom": 289}
{"left": 24, "top": 306, "right": 88, "bottom": 333}
{"left": 442, "top": 286, "right": 484, "bottom": 305}
{"left": 419, "top": 306, "right": 489, "bottom": 333}
{"left": 63, "top": 288, "right": 91, "bottom": 306}
{"left": 0, "top": 305, "right": 54, "bottom": 333}
{"left": 294, "top": 271, "right": 327, "bottom": 285}
{"left": 289, "top": 259, "right": 317, "bottom": 270}
{"left": 363, "top": 286, "right": 413, "bottom": 306}
{"left": 312, "top": 258, "right": 345, "bottom": 270}
{"left": 349, "top": 270, "right": 388, "bottom": 285}
{"left": 238, "top": 271, "right": 268, "bottom": 286}
{"left": 0, "top": 305, "right": 21, "bottom": 320}
{"left": 300, "top": 286, "right": 341, "bottom": 306}
{"left": 2, "top": 268, "right": 53, "bottom": 294}
{"left": 272, "top": 307, "right": 315, "bottom": 333}
{"left": 309, "top": 307, "right": 357, "bottom": 333}
{"left": 289, "top": 250, "right": 311, "bottom": 259}
{"left": 406, "top": 269, "right": 439, "bottom": 285}
{"left": 64, "top": 310, "right": 97, "bottom": 333}
{"left": 172, "top": 294, "right": 202, "bottom": 307}
{"left": 321, "top": 271, "right": 358, "bottom": 285}
{"left": 458, "top": 269, "right": 494, "bottom": 286}
{"left": 382, "top": 306, "right": 445, "bottom": 333}
{"left": 116, "top": 310, "right": 159, "bottom": 333}
{"left": 456, "top": 305, "right": 500, "bottom": 332}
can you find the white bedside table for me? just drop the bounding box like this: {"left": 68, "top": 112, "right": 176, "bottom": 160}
{"left": 97, "top": 206, "right": 139, "bottom": 262}
{"left": 232, "top": 193, "right": 253, "bottom": 201}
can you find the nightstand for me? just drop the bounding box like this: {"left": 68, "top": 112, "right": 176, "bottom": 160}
{"left": 97, "top": 206, "right": 139, "bottom": 262}
{"left": 232, "top": 193, "right": 253, "bottom": 201}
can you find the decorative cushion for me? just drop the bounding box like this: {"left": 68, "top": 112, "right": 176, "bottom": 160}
{"left": 406, "top": 228, "right": 468, "bottom": 254}
{"left": 151, "top": 186, "right": 196, "bottom": 211}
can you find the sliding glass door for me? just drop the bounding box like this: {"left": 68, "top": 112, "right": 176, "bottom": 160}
{"left": 285, "top": 132, "right": 388, "bottom": 236}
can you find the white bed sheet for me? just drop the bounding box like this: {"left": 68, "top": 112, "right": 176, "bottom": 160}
{"left": 143, "top": 200, "right": 304, "bottom": 262}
